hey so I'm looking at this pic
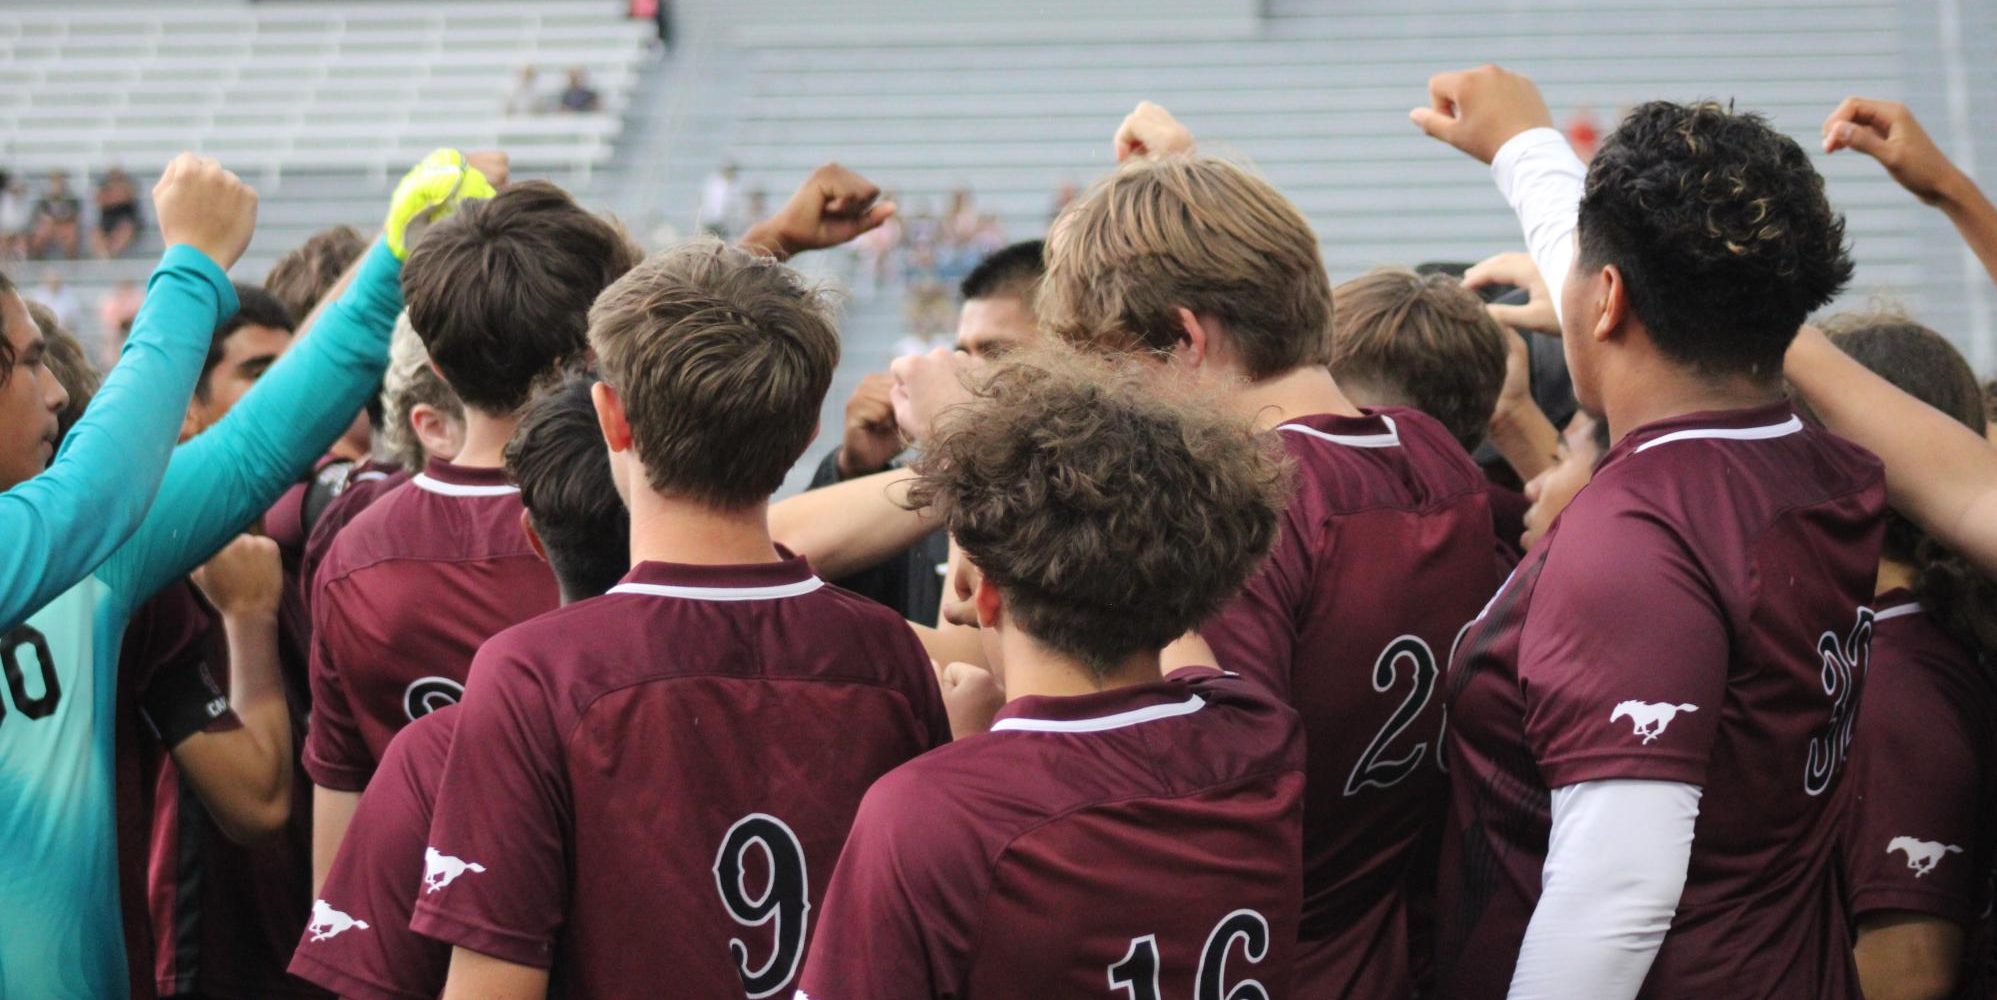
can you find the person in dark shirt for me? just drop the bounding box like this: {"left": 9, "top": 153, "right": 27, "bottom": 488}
{"left": 558, "top": 68, "right": 601, "bottom": 113}
{"left": 93, "top": 168, "right": 143, "bottom": 259}
{"left": 29, "top": 169, "right": 82, "bottom": 260}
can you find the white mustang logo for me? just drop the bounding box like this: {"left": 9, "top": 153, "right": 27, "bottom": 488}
{"left": 1887, "top": 837, "right": 1963, "bottom": 878}
{"left": 424, "top": 847, "right": 488, "bottom": 894}
{"left": 1610, "top": 701, "right": 1699, "bottom": 744}
{"left": 306, "top": 899, "right": 370, "bottom": 942}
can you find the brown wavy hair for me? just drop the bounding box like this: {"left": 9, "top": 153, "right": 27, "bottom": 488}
{"left": 907, "top": 345, "right": 1290, "bottom": 675}
{"left": 1824, "top": 314, "right": 1997, "bottom": 658}
{"left": 1331, "top": 268, "right": 1508, "bottom": 451}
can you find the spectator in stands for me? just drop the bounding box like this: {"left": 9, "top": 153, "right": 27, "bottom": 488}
{"left": 559, "top": 68, "right": 602, "bottom": 113}
{"left": 30, "top": 270, "right": 82, "bottom": 336}
{"left": 91, "top": 168, "right": 142, "bottom": 259}
{"left": 29, "top": 169, "right": 82, "bottom": 260}
{"left": 507, "top": 66, "right": 545, "bottom": 117}
{"left": 699, "top": 163, "right": 741, "bottom": 238}
{"left": 0, "top": 171, "right": 28, "bottom": 260}
{"left": 96, "top": 279, "right": 143, "bottom": 366}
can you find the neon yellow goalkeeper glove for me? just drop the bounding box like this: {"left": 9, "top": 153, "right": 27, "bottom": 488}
{"left": 383, "top": 148, "right": 498, "bottom": 260}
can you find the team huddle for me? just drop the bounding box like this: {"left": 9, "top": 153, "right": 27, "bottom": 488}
{"left": 3, "top": 61, "right": 1997, "bottom": 1000}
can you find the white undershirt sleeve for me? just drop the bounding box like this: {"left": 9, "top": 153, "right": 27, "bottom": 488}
{"left": 1490, "top": 127, "right": 1589, "bottom": 328}
{"left": 1507, "top": 778, "right": 1702, "bottom": 1000}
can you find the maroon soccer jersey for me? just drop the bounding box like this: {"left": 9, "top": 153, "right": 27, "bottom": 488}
{"left": 412, "top": 556, "right": 948, "bottom": 998}
{"left": 299, "top": 461, "right": 409, "bottom": 610}
{"left": 305, "top": 458, "right": 557, "bottom": 791}
{"left": 1438, "top": 403, "right": 1885, "bottom": 999}
{"left": 1842, "top": 593, "right": 1997, "bottom": 979}
{"left": 1201, "top": 407, "right": 1499, "bottom": 1000}
{"left": 291, "top": 707, "right": 458, "bottom": 1000}
{"left": 794, "top": 668, "right": 1306, "bottom": 1000}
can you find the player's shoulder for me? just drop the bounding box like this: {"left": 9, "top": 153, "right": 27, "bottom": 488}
{"left": 1594, "top": 407, "right": 1882, "bottom": 513}
{"left": 314, "top": 476, "right": 429, "bottom": 576}
{"left": 380, "top": 704, "right": 459, "bottom": 779}
{"left": 1276, "top": 407, "right": 1487, "bottom": 512}
{"left": 1869, "top": 601, "right": 1993, "bottom": 709}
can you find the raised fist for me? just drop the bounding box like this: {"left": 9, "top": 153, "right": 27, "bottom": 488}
{"left": 191, "top": 534, "right": 284, "bottom": 620}
{"left": 1114, "top": 101, "right": 1196, "bottom": 162}
{"left": 1822, "top": 98, "right": 1967, "bottom": 206}
{"left": 838, "top": 373, "right": 905, "bottom": 478}
{"left": 1463, "top": 251, "right": 1559, "bottom": 335}
{"left": 937, "top": 661, "right": 1004, "bottom": 740}
{"left": 153, "top": 153, "right": 259, "bottom": 270}
{"left": 889, "top": 347, "right": 975, "bottom": 446}
{"left": 1410, "top": 65, "right": 1556, "bottom": 165}
{"left": 740, "top": 163, "right": 896, "bottom": 261}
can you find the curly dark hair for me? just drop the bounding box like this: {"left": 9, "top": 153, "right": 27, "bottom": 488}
{"left": 1822, "top": 314, "right": 1997, "bottom": 659}
{"left": 1579, "top": 101, "right": 1853, "bottom": 378}
{"left": 907, "top": 345, "right": 1290, "bottom": 676}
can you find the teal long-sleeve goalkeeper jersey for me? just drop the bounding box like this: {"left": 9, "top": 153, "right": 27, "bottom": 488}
{"left": 0, "top": 239, "right": 402, "bottom": 999}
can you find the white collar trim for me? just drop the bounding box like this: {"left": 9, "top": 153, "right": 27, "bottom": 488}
{"left": 1874, "top": 602, "right": 1924, "bottom": 621}
{"left": 609, "top": 578, "right": 825, "bottom": 602}
{"left": 411, "top": 473, "right": 519, "bottom": 498}
{"left": 1278, "top": 414, "right": 1400, "bottom": 449}
{"left": 991, "top": 694, "right": 1206, "bottom": 734}
{"left": 1632, "top": 416, "right": 1804, "bottom": 453}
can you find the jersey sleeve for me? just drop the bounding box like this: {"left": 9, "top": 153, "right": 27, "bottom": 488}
{"left": 292, "top": 714, "right": 454, "bottom": 1000}
{"left": 410, "top": 641, "right": 571, "bottom": 969}
{"left": 1843, "top": 652, "right": 1986, "bottom": 925}
{"left": 1201, "top": 489, "right": 1315, "bottom": 702}
{"left": 795, "top": 770, "right": 980, "bottom": 1000}
{"left": 303, "top": 573, "right": 376, "bottom": 791}
{"left": 1518, "top": 499, "right": 1728, "bottom": 789}
{"left": 124, "top": 581, "right": 240, "bottom": 749}
{"left": 0, "top": 246, "right": 235, "bottom": 632}
{"left": 95, "top": 239, "right": 404, "bottom": 608}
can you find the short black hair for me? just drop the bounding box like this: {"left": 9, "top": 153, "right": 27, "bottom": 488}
{"left": 960, "top": 240, "right": 1045, "bottom": 302}
{"left": 200, "top": 283, "right": 295, "bottom": 399}
{"left": 1578, "top": 101, "right": 1853, "bottom": 379}
{"left": 504, "top": 369, "right": 629, "bottom": 600}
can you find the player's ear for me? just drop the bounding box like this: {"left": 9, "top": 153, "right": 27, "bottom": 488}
{"left": 1594, "top": 263, "right": 1629, "bottom": 345}
{"left": 591, "top": 380, "right": 632, "bottom": 452}
{"left": 520, "top": 510, "right": 549, "bottom": 565}
{"left": 974, "top": 574, "right": 1004, "bottom": 631}
{"left": 1170, "top": 306, "right": 1209, "bottom": 369}
{"left": 179, "top": 401, "right": 204, "bottom": 443}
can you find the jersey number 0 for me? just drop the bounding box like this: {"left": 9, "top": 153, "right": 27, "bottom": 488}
{"left": 0, "top": 625, "right": 61, "bottom": 725}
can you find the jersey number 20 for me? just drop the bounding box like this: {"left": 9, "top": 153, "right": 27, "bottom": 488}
{"left": 0, "top": 625, "right": 61, "bottom": 725}
{"left": 1109, "top": 908, "right": 1272, "bottom": 1000}
{"left": 714, "top": 812, "right": 810, "bottom": 998}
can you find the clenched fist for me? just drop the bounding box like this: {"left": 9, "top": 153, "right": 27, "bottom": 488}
{"left": 740, "top": 163, "right": 896, "bottom": 261}
{"left": 1113, "top": 101, "right": 1196, "bottom": 162}
{"left": 889, "top": 347, "right": 975, "bottom": 446}
{"left": 191, "top": 534, "right": 284, "bottom": 621}
{"left": 937, "top": 661, "right": 1004, "bottom": 741}
{"left": 838, "top": 373, "right": 905, "bottom": 478}
{"left": 1821, "top": 98, "right": 1968, "bottom": 207}
{"left": 154, "top": 153, "right": 258, "bottom": 270}
{"left": 1410, "top": 65, "right": 1556, "bottom": 165}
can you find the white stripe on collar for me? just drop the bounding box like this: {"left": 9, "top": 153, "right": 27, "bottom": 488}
{"left": 1632, "top": 416, "right": 1804, "bottom": 454}
{"left": 609, "top": 578, "right": 825, "bottom": 602}
{"left": 991, "top": 694, "right": 1206, "bottom": 734}
{"left": 1278, "top": 414, "right": 1400, "bottom": 449}
{"left": 1874, "top": 602, "right": 1924, "bottom": 622}
{"left": 411, "top": 473, "right": 520, "bottom": 498}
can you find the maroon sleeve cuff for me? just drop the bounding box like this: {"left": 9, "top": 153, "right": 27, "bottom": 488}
{"left": 1849, "top": 882, "right": 1980, "bottom": 927}
{"left": 289, "top": 950, "right": 435, "bottom": 1000}
{"left": 410, "top": 903, "right": 554, "bottom": 970}
{"left": 303, "top": 746, "right": 377, "bottom": 792}
{"left": 1536, "top": 750, "right": 1708, "bottom": 790}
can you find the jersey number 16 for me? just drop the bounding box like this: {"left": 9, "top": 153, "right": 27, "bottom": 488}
{"left": 1109, "top": 908, "right": 1273, "bottom": 1000}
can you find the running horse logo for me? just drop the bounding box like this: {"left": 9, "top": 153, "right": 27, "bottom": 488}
{"left": 1887, "top": 837, "right": 1963, "bottom": 878}
{"left": 306, "top": 899, "right": 370, "bottom": 941}
{"left": 1609, "top": 701, "right": 1699, "bottom": 744}
{"left": 423, "top": 846, "right": 488, "bottom": 894}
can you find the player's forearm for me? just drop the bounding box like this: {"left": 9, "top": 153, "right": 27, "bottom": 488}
{"left": 442, "top": 948, "right": 550, "bottom": 1000}
{"left": 1509, "top": 780, "right": 1698, "bottom": 1000}
{"left": 1934, "top": 169, "right": 1997, "bottom": 290}
{"left": 177, "top": 613, "right": 292, "bottom": 844}
{"left": 1488, "top": 397, "right": 1560, "bottom": 483}
{"left": 312, "top": 785, "right": 362, "bottom": 896}
{"left": 0, "top": 246, "right": 235, "bottom": 631}
{"left": 1855, "top": 914, "right": 1964, "bottom": 1000}
{"left": 770, "top": 466, "right": 939, "bottom": 579}
{"left": 1492, "top": 128, "right": 1585, "bottom": 327}
{"left": 1785, "top": 327, "right": 1997, "bottom": 574}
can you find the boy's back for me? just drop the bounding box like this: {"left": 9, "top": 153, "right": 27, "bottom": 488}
{"left": 798, "top": 669, "right": 1305, "bottom": 999}
{"left": 414, "top": 555, "right": 947, "bottom": 998}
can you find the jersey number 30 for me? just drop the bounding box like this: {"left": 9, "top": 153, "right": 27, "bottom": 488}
{"left": 714, "top": 813, "right": 810, "bottom": 999}
{"left": 0, "top": 625, "right": 61, "bottom": 725}
{"left": 1109, "top": 908, "right": 1273, "bottom": 1000}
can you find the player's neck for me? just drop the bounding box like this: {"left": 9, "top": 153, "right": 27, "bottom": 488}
{"left": 1875, "top": 558, "right": 1917, "bottom": 598}
{"left": 998, "top": 631, "right": 1162, "bottom": 700}
{"left": 1600, "top": 353, "right": 1784, "bottom": 444}
{"left": 449, "top": 409, "right": 522, "bottom": 469}
{"left": 626, "top": 490, "right": 783, "bottom": 568}
{"left": 1223, "top": 364, "right": 1364, "bottom": 430}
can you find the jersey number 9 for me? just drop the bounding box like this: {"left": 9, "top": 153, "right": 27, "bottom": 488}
{"left": 714, "top": 812, "right": 810, "bottom": 998}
